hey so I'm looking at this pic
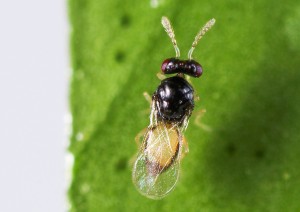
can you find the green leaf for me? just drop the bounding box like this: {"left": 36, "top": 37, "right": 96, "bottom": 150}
{"left": 69, "top": 0, "right": 300, "bottom": 211}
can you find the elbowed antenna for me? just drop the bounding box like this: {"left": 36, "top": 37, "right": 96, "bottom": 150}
{"left": 161, "top": 16, "right": 180, "bottom": 58}
{"left": 188, "top": 18, "right": 216, "bottom": 60}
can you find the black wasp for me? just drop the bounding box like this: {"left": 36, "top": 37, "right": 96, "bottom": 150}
{"left": 132, "top": 16, "right": 215, "bottom": 199}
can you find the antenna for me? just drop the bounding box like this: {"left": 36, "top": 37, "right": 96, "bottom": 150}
{"left": 161, "top": 16, "right": 180, "bottom": 58}
{"left": 188, "top": 18, "right": 216, "bottom": 60}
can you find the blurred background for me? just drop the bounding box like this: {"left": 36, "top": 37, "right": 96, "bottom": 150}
{"left": 1, "top": 0, "right": 300, "bottom": 211}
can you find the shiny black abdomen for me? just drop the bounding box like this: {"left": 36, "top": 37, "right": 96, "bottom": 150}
{"left": 153, "top": 76, "right": 194, "bottom": 123}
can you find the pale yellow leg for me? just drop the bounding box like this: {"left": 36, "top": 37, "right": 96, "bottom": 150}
{"left": 143, "top": 92, "right": 152, "bottom": 105}
{"left": 139, "top": 92, "right": 152, "bottom": 115}
{"left": 179, "top": 136, "right": 189, "bottom": 160}
{"left": 194, "top": 109, "right": 212, "bottom": 132}
{"left": 182, "top": 136, "right": 189, "bottom": 153}
{"left": 157, "top": 72, "right": 167, "bottom": 80}
{"left": 194, "top": 93, "right": 200, "bottom": 101}
{"left": 185, "top": 75, "right": 191, "bottom": 83}
{"left": 134, "top": 128, "right": 148, "bottom": 147}
{"left": 129, "top": 128, "right": 148, "bottom": 165}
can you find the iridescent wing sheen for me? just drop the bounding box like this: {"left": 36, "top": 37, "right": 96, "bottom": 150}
{"left": 132, "top": 122, "right": 183, "bottom": 199}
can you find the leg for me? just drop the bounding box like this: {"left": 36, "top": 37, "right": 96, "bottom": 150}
{"left": 194, "top": 93, "right": 200, "bottom": 101}
{"left": 180, "top": 136, "right": 189, "bottom": 160}
{"left": 185, "top": 75, "right": 191, "bottom": 83}
{"left": 135, "top": 128, "right": 147, "bottom": 147}
{"left": 157, "top": 72, "right": 167, "bottom": 80}
{"left": 130, "top": 128, "right": 148, "bottom": 166}
{"left": 194, "top": 109, "right": 212, "bottom": 132}
{"left": 143, "top": 92, "right": 152, "bottom": 105}
{"left": 140, "top": 92, "right": 152, "bottom": 115}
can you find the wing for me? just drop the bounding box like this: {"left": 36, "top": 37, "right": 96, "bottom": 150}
{"left": 132, "top": 123, "right": 183, "bottom": 199}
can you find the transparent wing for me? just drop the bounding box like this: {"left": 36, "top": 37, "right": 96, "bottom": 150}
{"left": 132, "top": 123, "right": 183, "bottom": 199}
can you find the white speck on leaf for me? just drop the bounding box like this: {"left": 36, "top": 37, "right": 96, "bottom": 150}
{"left": 76, "top": 132, "right": 84, "bottom": 141}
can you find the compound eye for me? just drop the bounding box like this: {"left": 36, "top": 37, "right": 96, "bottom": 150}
{"left": 189, "top": 60, "right": 203, "bottom": 77}
{"left": 161, "top": 59, "right": 170, "bottom": 73}
{"left": 161, "top": 58, "right": 178, "bottom": 74}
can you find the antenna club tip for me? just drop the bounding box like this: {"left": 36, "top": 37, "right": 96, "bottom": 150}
{"left": 161, "top": 16, "right": 168, "bottom": 24}
{"left": 210, "top": 18, "right": 216, "bottom": 24}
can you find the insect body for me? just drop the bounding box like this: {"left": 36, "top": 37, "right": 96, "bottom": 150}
{"left": 132, "top": 16, "right": 215, "bottom": 199}
{"left": 154, "top": 76, "right": 194, "bottom": 122}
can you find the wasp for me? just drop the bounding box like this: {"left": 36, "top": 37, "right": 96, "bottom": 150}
{"left": 132, "top": 16, "right": 215, "bottom": 199}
